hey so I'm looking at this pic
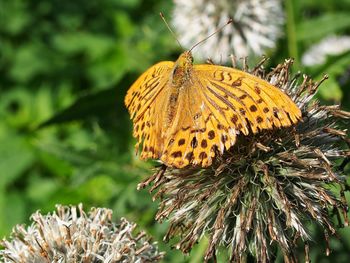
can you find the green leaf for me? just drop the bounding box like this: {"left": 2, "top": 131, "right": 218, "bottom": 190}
{"left": 0, "top": 130, "right": 35, "bottom": 187}
{"left": 0, "top": 0, "right": 31, "bottom": 35}
{"left": 38, "top": 73, "right": 135, "bottom": 127}
{"left": 10, "top": 44, "right": 51, "bottom": 82}
{"left": 297, "top": 13, "right": 350, "bottom": 42}
{"left": 113, "top": 11, "right": 135, "bottom": 37}
{"left": 52, "top": 32, "right": 115, "bottom": 60}
{"left": 322, "top": 52, "right": 350, "bottom": 76}
{"left": 0, "top": 88, "right": 33, "bottom": 128}
{"left": 87, "top": 45, "right": 129, "bottom": 89}
{"left": 0, "top": 188, "right": 27, "bottom": 236}
{"left": 37, "top": 150, "right": 73, "bottom": 178}
{"left": 26, "top": 174, "right": 60, "bottom": 203}
{"left": 112, "top": 0, "right": 140, "bottom": 8}
{"left": 77, "top": 175, "right": 117, "bottom": 203}
{"left": 317, "top": 76, "right": 343, "bottom": 101}
{"left": 311, "top": 52, "right": 350, "bottom": 102}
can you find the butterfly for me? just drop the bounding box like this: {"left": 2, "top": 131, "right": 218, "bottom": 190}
{"left": 125, "top": 51, "right": 302, "bottom": 168}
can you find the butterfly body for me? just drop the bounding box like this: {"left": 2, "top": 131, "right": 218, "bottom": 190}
{"left": 125, "top": 51, "right": 301, "bottom": 168}
{"left": 165, "top": 51, "right": 194, "bottom": 127}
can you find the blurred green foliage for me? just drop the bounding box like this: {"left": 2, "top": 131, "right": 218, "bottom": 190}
{"left": 0, "top": 0, "right": 349, "bottom": 262}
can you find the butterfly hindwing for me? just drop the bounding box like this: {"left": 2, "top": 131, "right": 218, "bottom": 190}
{"left": 159, "top": 73, "right": 239, "bottom": 168}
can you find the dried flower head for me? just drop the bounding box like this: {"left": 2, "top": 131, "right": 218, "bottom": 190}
{"left": 302, "top": 35, "right": 350, "bottom": 66}
{"left": 0, "top": 204, "right": 164, "bottom": 263}
{"left": 138, "top": 58, "right": 350, "bottom": 262}
{"left": 172, "top": 0, "right": 284, "bottom": 62}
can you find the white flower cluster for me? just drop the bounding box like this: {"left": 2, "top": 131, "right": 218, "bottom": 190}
{"left": 302, "top": 35, "right": 350, "bottom": 66}
{"left": 172, "top": 0, "right": 284, "bottom": 62}
{"left": 0, "top": 204, "right": 164, "bottom": 263}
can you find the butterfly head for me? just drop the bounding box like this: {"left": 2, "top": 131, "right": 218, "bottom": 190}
{"left": 175, "top": 51, "right": 194, "bottom": 69}
{"left": 172, "top": 51, "right": 194, "bottom": 85}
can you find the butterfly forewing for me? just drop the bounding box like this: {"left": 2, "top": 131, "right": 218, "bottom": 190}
{"left": 125, "top": 62, "right": 174, "bottom": 120}
{"left": 195, "top": 65, "right": 301, "bottom": 132}
{"left": 125, "top": 62, "right": 174, "bottom": 159}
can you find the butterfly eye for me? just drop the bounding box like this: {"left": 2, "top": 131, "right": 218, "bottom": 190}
{"left": 186, "top": 52, "right": 193, "bottom": 63}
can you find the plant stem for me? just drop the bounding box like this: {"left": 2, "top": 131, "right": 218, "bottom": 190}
{"left": 286, "top": 0, "right": 299, "bottom": 69}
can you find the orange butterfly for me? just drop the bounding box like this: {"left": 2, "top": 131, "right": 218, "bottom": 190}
{"left": 125, "top": 50, "right": 301, "bottom": 168}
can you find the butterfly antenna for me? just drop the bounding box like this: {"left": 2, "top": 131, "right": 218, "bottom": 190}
{"left": 160, "top": 12, "right": 183, "bottom": 49}
{"left": 189, "top": 19, "right": 233, "bottom": 52}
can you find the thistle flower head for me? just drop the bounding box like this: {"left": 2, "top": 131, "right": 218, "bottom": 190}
{"left": 172, "top": 0, "right": 284, "bottom": 62}
{"left": 139, "top": 59, "right": 350, "bottom": 262}
{"left": 0, "top": 204, "right": 164, "bottom": 263}
{"left": 302, "top": 35, "right": 350, "bottom": 66}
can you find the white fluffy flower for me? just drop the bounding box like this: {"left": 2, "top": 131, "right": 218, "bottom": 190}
{"left": 302, "top": 35, "right": 350, "bottom": 66}
{"left": 172, "top": 0, "right": 284, "bottom": 62}
{"left": 0, "top": 204, "right": 164, "bottom": 263}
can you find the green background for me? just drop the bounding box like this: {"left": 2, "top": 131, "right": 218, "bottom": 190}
{"left": 0, "top": 0, "right": 349, "bottom": 262}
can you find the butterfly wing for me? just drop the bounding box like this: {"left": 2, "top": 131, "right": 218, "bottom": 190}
{"left": 125, "top": 61, "right": 174, "bottom": 158}
{"left": 125, "top": 61, "right": 174, "bottom": 120}
{"left": 196, "top": 64, "right": 301, "bottom": 131}
{"left": 159, "top": 64, "right": 301, "bottom": 168}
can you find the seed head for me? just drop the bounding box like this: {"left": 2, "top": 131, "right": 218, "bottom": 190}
{"left": 0, "top": 204, "right": 165, "bottom": 263}
{"left": 139, "top": 58, "right": 350, "bottom": 262}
